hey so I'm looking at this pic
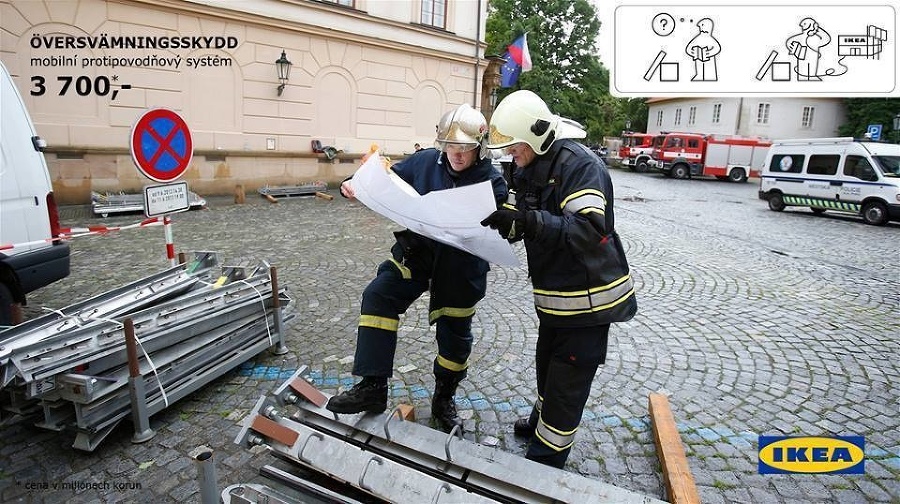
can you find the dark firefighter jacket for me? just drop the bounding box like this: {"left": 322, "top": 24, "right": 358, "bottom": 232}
{"left": 512, "top": 139, "right": 638, "bottom": 327}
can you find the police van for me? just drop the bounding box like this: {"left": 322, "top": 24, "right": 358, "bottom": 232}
{"left": 758, "top": 137, "right": 900, "bottom": 226}
{"left": 0, "top": 61, "right": 70, "bottom": 325}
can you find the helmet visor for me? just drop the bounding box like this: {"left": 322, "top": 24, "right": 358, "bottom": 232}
{"left": 435, "top": 141, "right": 479, "bottom": 154}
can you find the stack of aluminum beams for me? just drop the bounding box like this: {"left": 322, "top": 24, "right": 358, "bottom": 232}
{"left": 229, "top": 369, "right": 666, "bottom": 504}
{"left": 257, "top": 182, "right": 327, "bottom": 198}
{"left": 0, "top": 252, "right": 293, "bottom": 452}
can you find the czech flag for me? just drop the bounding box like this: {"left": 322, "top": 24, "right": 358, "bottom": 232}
{"left": 507, "top": 33, "right": 533, "bottom": 71}
{"left": 500, "top": 33, "right": 533, "bottom": 88}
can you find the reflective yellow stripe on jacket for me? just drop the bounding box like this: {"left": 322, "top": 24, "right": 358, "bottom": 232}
{"left": 533, "top": 274, "right": 635, "bottom": 316}
{"left": 560, "top": 189, "right": 606, "bottom": 217}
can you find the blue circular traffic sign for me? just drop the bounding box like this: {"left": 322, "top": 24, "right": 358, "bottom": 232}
{"left": 130, "top": 108, "right": 193, "bottom": 182}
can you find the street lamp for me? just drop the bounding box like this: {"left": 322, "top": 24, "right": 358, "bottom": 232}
{"left": 489, "top": 88, "right": 499, "bottom": 109}
{"left": 893, "top": 113, "right": 900, "bottom": 143}
{"left": 275, "top": 50, "right": 292, "bottom": 96}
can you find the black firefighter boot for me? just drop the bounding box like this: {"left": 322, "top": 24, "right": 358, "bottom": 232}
{"left": 514, "top": 406, "right": 539, "bottom": 438}
{"left": 431, "top": 376, "right": 463, "bottom": 433}
{"left": 326, "top": 377, "right": 388, "bottom": 414}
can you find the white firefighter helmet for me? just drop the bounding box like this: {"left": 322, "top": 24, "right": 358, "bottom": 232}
{"left": 434, "top": 103, "right": 488, "bottom": 158}
{"left": 487, "top": 90, "right": 586, "bottom": 155}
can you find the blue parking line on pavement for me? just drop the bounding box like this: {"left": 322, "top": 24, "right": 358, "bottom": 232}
{"left": 236, "top": 363, "right": 297, "bottom": 380}
{"left": 471, "top": 398, "right": 490, "bottom": 411}
{"left": 510, "top": 397, "right": 530, "bottom": 408}
{"left": 626, "top": 417, "right": 649, "bottom": 430}
{"left": 696, "top": 427, "right": 721, "bottom": 441}
{"left": 602, "top": 415, "right": 624, "bottom": 427}
{"left": 493, "top": 401, "right": 512, "bottom": 412}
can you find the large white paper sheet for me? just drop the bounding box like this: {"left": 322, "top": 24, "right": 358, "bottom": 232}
{"left": 351, "top": 153, "right": 520, "bottom": 267}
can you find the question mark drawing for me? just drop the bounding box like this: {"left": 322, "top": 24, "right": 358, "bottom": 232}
{"left": 652, "top": 12, "right": 676, "bottom": 36}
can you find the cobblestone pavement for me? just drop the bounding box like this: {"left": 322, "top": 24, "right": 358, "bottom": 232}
{"left": 2, "top": 167, "right": 898, "bottom": 503}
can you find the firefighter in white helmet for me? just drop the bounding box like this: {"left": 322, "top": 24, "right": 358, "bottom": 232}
{"left": 481, "top": 90, "right": 638, "bottom": 468}
{"left": 329, "top": 104, "right": 508, "bottom": 434}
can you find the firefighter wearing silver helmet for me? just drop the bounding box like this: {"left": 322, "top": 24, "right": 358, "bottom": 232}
{"left": 329, "top": 104, "right": 507, "bottom": 434}
{"left": 434, "top": 103, "right": 490, "bottom": 160}
{"left": 482, "top": 90, "right": 638, "bottom": 469}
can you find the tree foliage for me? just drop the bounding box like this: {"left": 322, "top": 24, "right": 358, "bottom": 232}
{"left": 838, "top": 99, "right": 900, "bottom": 142}
{"left": 487, "top": 0, "right": 632, "bottom": 140}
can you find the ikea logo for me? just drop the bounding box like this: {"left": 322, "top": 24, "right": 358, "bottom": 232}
{"left": 758, "top": 436, "right": 865, "bottom": 474}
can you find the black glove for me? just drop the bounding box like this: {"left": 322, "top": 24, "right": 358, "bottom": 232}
{"left": 480, "top": 205, "right": 525, "bottom": 241}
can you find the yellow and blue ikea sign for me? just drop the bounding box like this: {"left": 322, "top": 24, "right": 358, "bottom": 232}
{"left": 758, "top": 436, "right": 865, "bottom": 474}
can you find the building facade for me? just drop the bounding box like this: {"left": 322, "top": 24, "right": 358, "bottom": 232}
{"left": 1, "top": 0, "right": 491, "bottom": 203}
{"left": 645, "top": 97, "right": 847, "bottom": 140}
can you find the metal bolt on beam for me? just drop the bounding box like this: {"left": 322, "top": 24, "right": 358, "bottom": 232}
{"left": 263, "top": 405, "right": 281, "bottom": 420}
{"left": 247, "top": 434, "right": 266, "bottom": 447}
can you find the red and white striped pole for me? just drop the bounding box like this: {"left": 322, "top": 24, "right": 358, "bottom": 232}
{"left": 163, "top": 215, "right": 176, "bottom": 267}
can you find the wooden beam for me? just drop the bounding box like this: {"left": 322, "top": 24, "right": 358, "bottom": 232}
{"left": 251, "top": 415, "right": 299, "bottom": 447}
{"left": 649, "top": 393, "right": 700, "bottom": 504}
{"left": 289, "top": 378, "right": 327, "bottom": 408}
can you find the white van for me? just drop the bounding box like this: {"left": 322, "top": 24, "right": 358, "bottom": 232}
{"left": 758, "top": 137, "right": 900, "bottom": 226}
{"left": 0, "top": 62, "right": 70, "bottom": 325}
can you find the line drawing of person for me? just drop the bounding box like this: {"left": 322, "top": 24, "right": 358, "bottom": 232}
{"left": 685, "top": 18, "right": 721, "bottom": 81}
{"left": 786, "top": 17, "right": 831, "bottom": 81}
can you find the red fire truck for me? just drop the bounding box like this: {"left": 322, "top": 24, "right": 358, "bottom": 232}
{"left": 650, "top": 132, "right": 772, "bottom": 182}
{"left": 618, "top": 132, "right": 656, "bottom": 172}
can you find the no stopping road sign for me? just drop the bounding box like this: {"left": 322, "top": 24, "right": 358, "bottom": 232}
{"left": 131, "top": 108, "right": 193, "bottom": 183}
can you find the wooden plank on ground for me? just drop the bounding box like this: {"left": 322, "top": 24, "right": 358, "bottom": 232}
{"left": 649, "top": 393, "right": 700, "bottom": 504}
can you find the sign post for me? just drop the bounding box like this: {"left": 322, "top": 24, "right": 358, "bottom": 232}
{"left": 130, "top": 108, "right": 194, "bottom": 266}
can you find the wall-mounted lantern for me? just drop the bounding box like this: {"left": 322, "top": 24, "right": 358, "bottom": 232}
{"left": 275, "top": 50, "right": 292, "bottom": 96}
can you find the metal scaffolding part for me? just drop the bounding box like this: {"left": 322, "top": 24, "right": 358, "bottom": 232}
{"left": 0, "top": 251, "right": 220, "bottom": 381}
{"left": 13, "top": 272, "right": 278, "bottom": 388}
{"left": 233, "top": 369, "right": 666, "bottom": 504}
{"left": 257, "top": 182, "right": 327, "bottom": 199}
{"left": 221, "top": 483, "right": 297, "bottom": 504}
{"left": 0, "top": 253, "right": 293, "bottom": 452}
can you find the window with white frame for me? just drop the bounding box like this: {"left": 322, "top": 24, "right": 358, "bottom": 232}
{"left": 421, "top": 0, "right": 446, "bottom": 28}
{"left": 712, "top": 103, "right": 722, "bottom": 123}
{"left": 322, "top": 0, "right": 353, "bottom": 6}
{"left": 688, "top": 106, "right": 696, "bottom": 125}
{"left": 757, "top": 103, "right": 771, "bottom": 124}
{"left": 674, "top": 108, "right": 682, "bottom": 126}
{"left": 802, "top": 106, "right": 815, "bottom": 128}
{"left": 656, "top": 110, "right": 664, "bottom": 127}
